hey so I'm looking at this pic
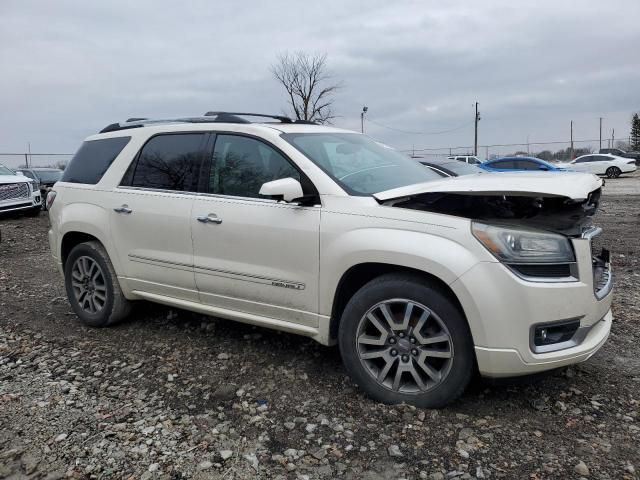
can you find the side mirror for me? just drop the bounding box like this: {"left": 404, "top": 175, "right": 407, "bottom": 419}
{"left": 538, "top": 165, "right": 549, "bottom": 171}
{"left": 259, "top": 177, "right": 304, "bottom": 203}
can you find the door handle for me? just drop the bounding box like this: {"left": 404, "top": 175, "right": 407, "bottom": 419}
{"left": 114, "top": 205, "right": 132, "bottom": 214}
{"left": 197, "top": 214, "right": 222, "bottom": 224}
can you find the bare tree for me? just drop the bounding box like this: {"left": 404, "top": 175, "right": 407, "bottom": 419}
{"left": 271, "top": 52, "right": 340, "bottom": 124}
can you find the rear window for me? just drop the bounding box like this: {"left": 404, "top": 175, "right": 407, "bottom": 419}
{"left": 62, "top": 137, "right": 131, "bottom": 184}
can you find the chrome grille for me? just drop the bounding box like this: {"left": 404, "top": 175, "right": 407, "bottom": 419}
{"left": 0, "top": 183, "right": 29, "bottom": 202}
{"left": 586, "top": 227, "right": 612, "bottom": 299}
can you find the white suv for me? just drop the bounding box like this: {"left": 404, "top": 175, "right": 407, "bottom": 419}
{"left": 48, "top": 113, "right": 613, "bottom": 407}
{"left": 0, "top": 163, "right": 42, "bottom": 216}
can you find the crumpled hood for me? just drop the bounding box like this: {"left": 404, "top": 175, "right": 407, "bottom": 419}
{"left": 373, "top": 171, "right": 602, "bottom": 202}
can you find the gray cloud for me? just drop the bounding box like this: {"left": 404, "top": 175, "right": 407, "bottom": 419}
{"left": 0, "top": 0, "right": 638, "bottom": 166}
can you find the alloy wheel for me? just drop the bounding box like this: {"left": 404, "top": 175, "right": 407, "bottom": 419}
{"left": 71, "top": 256, "right": 107, "bottom": 314}
{"left": 356, "top": 299, "right": 454, "bottom": 394}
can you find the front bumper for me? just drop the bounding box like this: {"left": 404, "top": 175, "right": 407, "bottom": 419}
{"left": 451, "top": 229, "right": 613, "bottom": 377}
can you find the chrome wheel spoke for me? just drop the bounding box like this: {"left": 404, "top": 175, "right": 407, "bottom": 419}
{"left": 421, "top": 348, "right": 452, "bottom": 358}
{"left": 377, "top": 356, "right": 395, "bottom": 382}
{"left": 419, "top": 334, "right": 450, "bottom": 346}
{"left": 360, "top": 348, "right": 389, "bottom": 360}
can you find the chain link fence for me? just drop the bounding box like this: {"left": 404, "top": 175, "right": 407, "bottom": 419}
{"left": 0, "top": 153, "right": 73, "bottom": 170}
{"left": 402, "top": 137, "right": 635, "bottom": 162}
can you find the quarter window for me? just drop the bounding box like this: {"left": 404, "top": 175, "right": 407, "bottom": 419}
{"left": 209, "top": 135, "right": 300, "bottom": 198}
{"left": 127, "top": 134, "right": 205, "bottom": 191}
{"left": 63, "top": 137, "right": 130, "bottom": 184}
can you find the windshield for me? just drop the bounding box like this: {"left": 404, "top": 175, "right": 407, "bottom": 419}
{"left": 282, "top": 133, "right": 442, "bottom": 195}
{"left": 34, "top": 170, "right": 63, "bottom": 182}
{"left": 0, "top": 164, "right": 15, "bottom": 175}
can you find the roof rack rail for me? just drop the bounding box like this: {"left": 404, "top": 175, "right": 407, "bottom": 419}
{"left": 98, "top": 111, "right": 318, "bottom": 134}
{"left": 204, "top": 111, "right": 293, "bottom": 123}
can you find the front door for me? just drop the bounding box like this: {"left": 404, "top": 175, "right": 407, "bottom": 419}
{"left": 110, "top": 132, "right": 208, "bottom": 302}
{"left": 191, "top": 133, "right": 321, "bottom": 327}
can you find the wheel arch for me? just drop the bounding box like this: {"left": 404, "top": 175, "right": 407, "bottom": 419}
{"left": 328, "top": 262, "right": 469, "bottom": 343}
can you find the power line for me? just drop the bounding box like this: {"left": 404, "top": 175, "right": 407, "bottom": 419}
{"left": 401, "top": 137, "right": 618, "bottom": 153}
{"left": 365, "top": 118, "right": 474, "bottom": 136}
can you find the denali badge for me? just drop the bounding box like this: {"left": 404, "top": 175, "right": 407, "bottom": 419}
{"left": 271, "top": 280, "right": 305, "bottom": 290}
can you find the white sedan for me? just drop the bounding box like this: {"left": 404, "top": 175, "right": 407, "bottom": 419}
{"left": 559, "top": 153, "right": 637, "bottom": 178}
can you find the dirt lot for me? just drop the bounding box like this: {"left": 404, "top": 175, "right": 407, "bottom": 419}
{"left": 1, "top": 179, "right": 639, "bottom": 479}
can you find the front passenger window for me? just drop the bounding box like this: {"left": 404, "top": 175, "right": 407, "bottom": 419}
{"left": 210, "top": 135, "right": 300, "bottom": 198}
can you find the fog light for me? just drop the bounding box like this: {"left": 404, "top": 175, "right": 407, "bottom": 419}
{"left": 533, "top": 320, "right": 580, "bottom": 348}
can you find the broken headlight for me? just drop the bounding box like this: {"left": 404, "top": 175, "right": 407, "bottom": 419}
{"left": 471, "top": 222, "right": 575, "bottom": 263}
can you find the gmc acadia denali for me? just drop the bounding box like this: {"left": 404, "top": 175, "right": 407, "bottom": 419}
{"left": 48, "top": 112, "right": 612, "bottom": 407}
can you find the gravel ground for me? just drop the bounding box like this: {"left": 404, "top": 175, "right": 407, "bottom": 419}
{"left": 1, "top": 189, "right": 639, "bottom": 479}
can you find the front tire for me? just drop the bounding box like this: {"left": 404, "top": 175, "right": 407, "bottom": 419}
{"left": 606, "top": 166, "right": 621, "bottom": 178}
{"left": 64, "top": 241, "right": 131, "bottom": 327}
{"left": 338, "top": 273, "right": 474, "bottom": 408}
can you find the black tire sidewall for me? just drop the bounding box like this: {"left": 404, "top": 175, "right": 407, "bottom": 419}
{"left": 64, "top": 243, "right": 116, "bottom": 327}
{"left": 338, "top": 275, "right": 474, "bottom": 408}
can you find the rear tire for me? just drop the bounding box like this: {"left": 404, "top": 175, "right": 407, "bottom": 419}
{"left": 64, "top": 241, "right": 131, "bottom": 327}
{"left": 338, "top": 273, "right": 474, "bottom": 408}
{"left": 606, "top": 166, "right": 621, "bottom": 178}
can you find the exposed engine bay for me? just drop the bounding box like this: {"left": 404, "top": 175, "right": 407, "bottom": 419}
{"left": 385, "top": 188, "right": 601, "bottom": 236}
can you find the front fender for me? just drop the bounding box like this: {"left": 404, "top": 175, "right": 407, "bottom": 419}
{"left": 319, "top": 227, "right": 483, "bottom": 317}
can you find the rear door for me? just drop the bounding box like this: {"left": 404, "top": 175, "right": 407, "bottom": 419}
{"left": 191, "top": 133, "right": 321, "bottom": 327}
{"left": 109, "top": 132, "right": 207, "bottom": 302}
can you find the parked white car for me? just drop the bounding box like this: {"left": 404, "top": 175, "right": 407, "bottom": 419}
{"left": 559, "top": 153, "right": 637, "bottom": 178}
{"left": 0, "top": 163, "right": 42, "bottom": 216}
{"left": 447, "top": 155, "right": 483, "bottom": 165}
{"left": 47, "top": 113, "right": 612, "bottom": 407}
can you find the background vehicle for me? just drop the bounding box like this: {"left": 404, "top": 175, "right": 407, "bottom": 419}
{"left": 0, "top": 163, "right": 42, "bottom": 216}
{"left": 480, "top": 156, "right": 565, "bottom": 172}
{"left": 48, "top": 113, "right": 612, "bottom": 408}
{"left": 16, "top": 167, "right": 63, "bottom": 209}
{"left": 599, "top": 148, "right": 640, "bottom": 165}
{"left": 447, "top": 155, "right": 483, "bottom": 165}
{"left": 559, "top": 154, "right": 637, "bottom": 178}
{"left": 418, "top": 158, "right": 485, "bottom": 177}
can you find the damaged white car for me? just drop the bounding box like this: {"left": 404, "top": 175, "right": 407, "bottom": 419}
{"left": 47, "top": 113, "right": 612, "bottom": 407}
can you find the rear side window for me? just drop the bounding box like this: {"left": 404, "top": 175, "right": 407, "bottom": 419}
{"left": 493, "top": 160, "right": 515, "bottom": 169}
{"left": 514, "top": 160, "right": 539, "bottom": 170}
{"left": 62, "top": 137, "right": 130, "bottom": 184}
{"left": 124, "top": 134, "right": 205, "bottom": 192}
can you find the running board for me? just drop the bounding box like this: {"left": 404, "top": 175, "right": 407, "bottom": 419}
{"left": 132, "top": 290, "right": 321, "bottom": 339}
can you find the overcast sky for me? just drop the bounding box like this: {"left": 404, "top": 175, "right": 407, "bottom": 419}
{"left": 1, "top": 0, "right": 638, "bottom": 166}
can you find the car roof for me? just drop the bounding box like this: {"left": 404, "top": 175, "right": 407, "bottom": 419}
{"left": 490, "top": 156, "right": 542, "bottom": 162}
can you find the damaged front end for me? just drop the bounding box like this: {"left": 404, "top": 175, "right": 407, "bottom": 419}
{"left": 374, "top": 172, "right": 603, "bottom": 237}
{"left": 386, "top": 188, "right": 601, "bottom": 237}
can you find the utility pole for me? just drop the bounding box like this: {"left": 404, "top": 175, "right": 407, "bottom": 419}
{"left": 361, "top": 106, "right": 368, "bottom": 134}
{"left": 474, "top": 102, "right": 480, "bottom": 156}
{"left": 570, "top": 120, "right": 574, "bottom": 160}
{"left": 599, "top": 117, "right": 603, "bottom": 150}
{"left": 611, "top": 129, "right": 615, "bottom": 148}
